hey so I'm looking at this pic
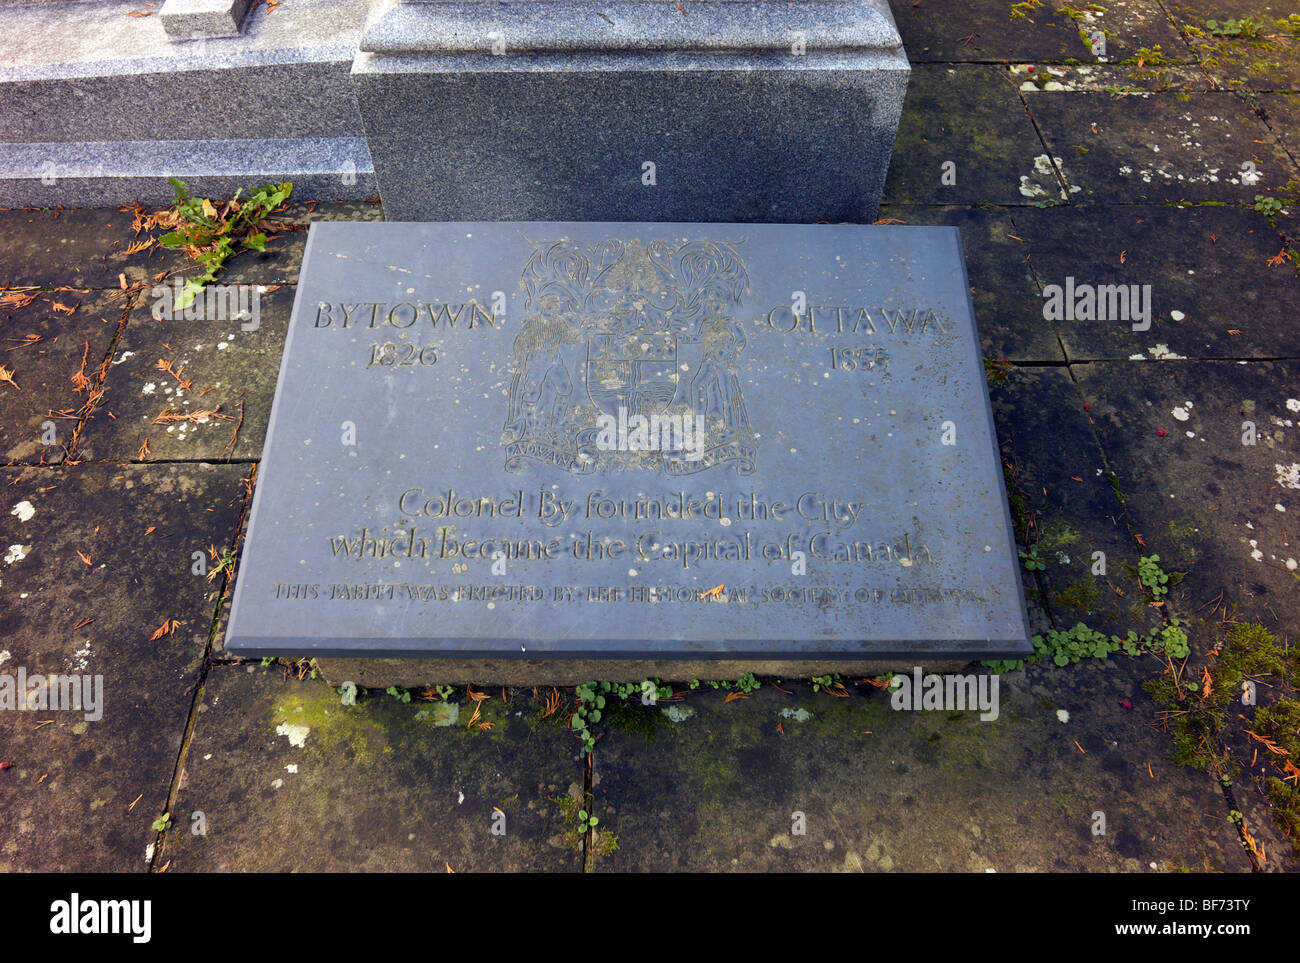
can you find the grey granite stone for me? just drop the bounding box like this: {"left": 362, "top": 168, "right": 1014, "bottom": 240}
{"left": 0, "top": 137, "right": 376, "bottom": 206}
{"left": 361, "top": 0, "right": 904, "bottom": 54}
{"left": 0, "top": 0, "right": 369, "bottom": 143}
{"left": 224, "top": 221, "right": 1030, "bottom": 661}
{"left": 353, "top": 0, "right": 908, "bottom": 222}
{"left": 160, "top": 0, "right": 254, "bottom": 39}
{"left": 0, "top": 0, "right": 372, "bottom": 206}
{"left": 354, "top": 50, "right": 908, "bottom": 223}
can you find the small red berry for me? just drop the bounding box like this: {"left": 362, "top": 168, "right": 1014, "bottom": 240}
{"left": 0, "top": 762, "right": 12, "bottom": 771}
{"left": 1028, "top": 66, "right": 1035, "bottom": 73}
{"left": 1083, "top": 403, "right": 1090, "bottom": 410}
{"left": 1157, "top": 429, "right": 1167, "bottom": 436}
{"left": 1119, "top": 700, "right": 1132, "bottom": 711}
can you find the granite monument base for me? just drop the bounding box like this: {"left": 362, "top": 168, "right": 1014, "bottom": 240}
{"left": 353, "top": 0, "right": 909, "bottom": 222}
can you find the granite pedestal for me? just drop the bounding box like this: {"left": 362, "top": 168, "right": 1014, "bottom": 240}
{"left": 352, "top": 0, "right": 910, "bottom": 222}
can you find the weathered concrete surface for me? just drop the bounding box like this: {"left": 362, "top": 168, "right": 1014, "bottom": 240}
{"left": 878, "top": 205, "right": 1066, "bottom": 363}
{"left": 1011, "top": 204, "right": 1300, "bottom": 361}
{"left": 312, "top": 657, "right": 972, "bottom": 689}
{"left": 0, "top": 464, "right": 245, "bottom": 871}
{"left": 888, "top": 0, "right": 1090, "bottom": 63}
{"left": 592, "top": 680, "right": 1249, "bottom": 871}
{"left": 883, "top": 64, "right": 1063, "bottom": 206}
{"left": 79, "top": 285, "right": 293, "bottom": 463}
{"left": 162, "top": 665, "right": 583, "bottom": 871}
{"left": 1073, "top": 359, "right": 1300, "bottom": 870}
{"left": 0, "top": 206, "right": 181, "bottom": 290}
{"left": 988, "top": 365, "right": 1158, "bottom": 641}
{"left": 1027, "top": 92, "right": 1297, "bottom": 203}
{"left": 1059, "top": 0, "right": 1190, "bottom": 66}
{"left": 1163, "top": 1, "right": 1300, "bottom": 92}
{"left": 0, "top": 288, "right": 132, "bottom": 464}
{"left": 1073, "top": 360, "right": 1299, "bottom": 635}
{"left": 1260, "top": 92, "right": 1300, "bottom": 161}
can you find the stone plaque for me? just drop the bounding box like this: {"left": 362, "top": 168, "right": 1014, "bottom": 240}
{"left": 224, "top": 222, "right": 1031, "bottom": 660}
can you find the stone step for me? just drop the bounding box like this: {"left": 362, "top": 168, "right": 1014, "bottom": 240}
{"left": 0, "top": 0, "right": 368, "bottom": 145}
{"left": 0, "top": 136, "right": 376, "bottom": 206}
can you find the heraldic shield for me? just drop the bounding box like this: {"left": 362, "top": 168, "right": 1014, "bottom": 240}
{"left": 502, "top": 237, "right": 758, "bottom": 476}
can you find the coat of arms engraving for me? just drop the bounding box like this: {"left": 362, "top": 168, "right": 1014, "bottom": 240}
{"left": 503, "top": 237, "right": 758, "bottom": 475}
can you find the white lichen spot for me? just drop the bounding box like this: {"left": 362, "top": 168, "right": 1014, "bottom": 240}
{"left": 1147, "top": 344, "right": 1186, "bottom": 360}
{"left": 1172, "top": 407, "right": 1189, "bottom": 421}
{"left": 1287, "top": 399, "right": 1300, "bottom": 413}
{"left": 285, "top": 764, "right": 298, "bottom": 774}
{"left": 275, "top": 722, "right": 310, "bottom": 748}
{"left": 10, "top": 501, "right": 34, "bottom": 522}
{"left": 142, "top": 382, "right": 156, "bottom": 395}
{"left": 4, "top": 544, "right": 28, "bottom": 565}
{"left": 112, "top": 351, "right": 135, "bottom": 365}
{"left": 1276, "top": 463, "right": 1300, "bottom": 490}
{"left": 663, "top": 705, "right": 696, "bottom": 723}
{"left": 1056, "top": 709, "right": 1070, "bottom": 724}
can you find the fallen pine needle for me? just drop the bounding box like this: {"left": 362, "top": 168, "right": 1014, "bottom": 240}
{"left": 1073, "top": 740, "right": 1086, "bottom": 755}
{"left": 149, "top": 619, "right": 180, "bottom": 641}
{"left": 128, "top": 793, "right": 143, "bottom": 812}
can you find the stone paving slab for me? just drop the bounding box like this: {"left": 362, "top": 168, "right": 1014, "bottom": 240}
{"left": 162, "top": 665, "right": 583, "bottom": 872}
{"left": 1162, "top": 2, "right": 1300, "bottom": 91}
{"left": 0, "top": 463, "right": 245, "bottom": 871}
{"left": 1011, "top": 203, "right": 1300, "bottom": 360}
{"left": 0, "top": 200, "right": 384, "bottom": 293}
{"left": 882, "top": 64, "right": 1064, "bottom": 206}
{"left": 77, "top": 284, "right": 293, "bottom": 463}
{"left": 591, "top": 679, "right": 1250, "bottom": 871}
{"left": 1012, "top": 62, "right": 1214, "bottom": 93}
{"left": 887, "top": 0, "right": 1092, "bottom": 63}
{"left": 1072, "top": 359, "right": 1300, "bottom": 631}
{"left": 878, "top": 205, "right": 1066, "bottom": 362}
{"left": 1066, "top": 0, "right": 1192, "bottom": 66}
{"left": 0, "top": 288, "right": 131, "bottom": 463}
{"left": 1027, "top": 91, "right": 1296, "bottom": 203}
{"left": 1260, "top": 92, "right": 1300, "bottom": 161}
{"left": 988, "top": 366, "right": 1157, "bottom": 640}
{"left": 0, "top": 206, "right": 180, "bottom": 290}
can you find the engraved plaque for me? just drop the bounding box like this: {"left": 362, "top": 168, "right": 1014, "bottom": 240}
{"left": 224, "top": 222, "right": 1032, "bottom": 660}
